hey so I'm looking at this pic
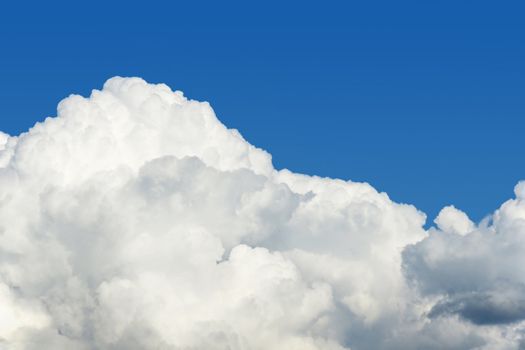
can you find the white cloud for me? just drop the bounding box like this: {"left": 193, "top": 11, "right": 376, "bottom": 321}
{"left": 434, "top": 205, "right": 475, "bottom": 236}
{"left": 0, "top": 77, "right": 523, "bottom": 349}
{"left": 403, "top": 185, "right": 525, "bottom": 348}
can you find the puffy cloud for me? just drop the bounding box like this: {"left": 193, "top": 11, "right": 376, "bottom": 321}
{"left": 403, "top": 182, "right": 525, "bottom": 343}
{"left": 0, "top": 77, "right": 523, "bottom": 349}
{"left": 434, "top": 205, "right": 475, "bottom": 236}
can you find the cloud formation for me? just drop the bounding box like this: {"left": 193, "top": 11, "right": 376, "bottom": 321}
{"left": 0, "top": 77, "right": 524, "bottom": 349}
{"left": 404, "top": 184, "right": 525, "bottom": 330}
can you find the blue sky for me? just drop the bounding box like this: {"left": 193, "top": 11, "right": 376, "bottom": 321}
{"left": 0, "top": 1, "right": 523, "bottom": 223}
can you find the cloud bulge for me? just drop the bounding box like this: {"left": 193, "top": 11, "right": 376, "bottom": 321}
{"left": 0, "top": 77, "right": 524, "bottom": 349}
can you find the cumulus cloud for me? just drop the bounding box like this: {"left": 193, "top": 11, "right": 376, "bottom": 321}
{"left": 404, "top": 183, "right": 525, "bottom": 330}
{"left": 0, "top": 77, "right": 524, "bottom": 349}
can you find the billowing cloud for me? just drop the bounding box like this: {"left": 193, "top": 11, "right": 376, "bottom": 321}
{"left": 404, "top": 183, "right": 525, "bottom": 330}
{"left": 0, "top": 77, "right": 524, "bottom": 349}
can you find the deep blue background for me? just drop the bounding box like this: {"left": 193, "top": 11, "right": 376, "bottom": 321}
{"left": 0, "top": 1, "right": 523, "bottom": 223}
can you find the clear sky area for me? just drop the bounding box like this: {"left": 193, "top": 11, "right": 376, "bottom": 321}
{"left": 0, "top": 1, "right": 523, "bottom": 223}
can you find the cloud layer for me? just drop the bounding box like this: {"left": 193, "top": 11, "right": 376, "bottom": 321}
{"left": 0, "top": 77, "right": 524, "bottom": 349}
